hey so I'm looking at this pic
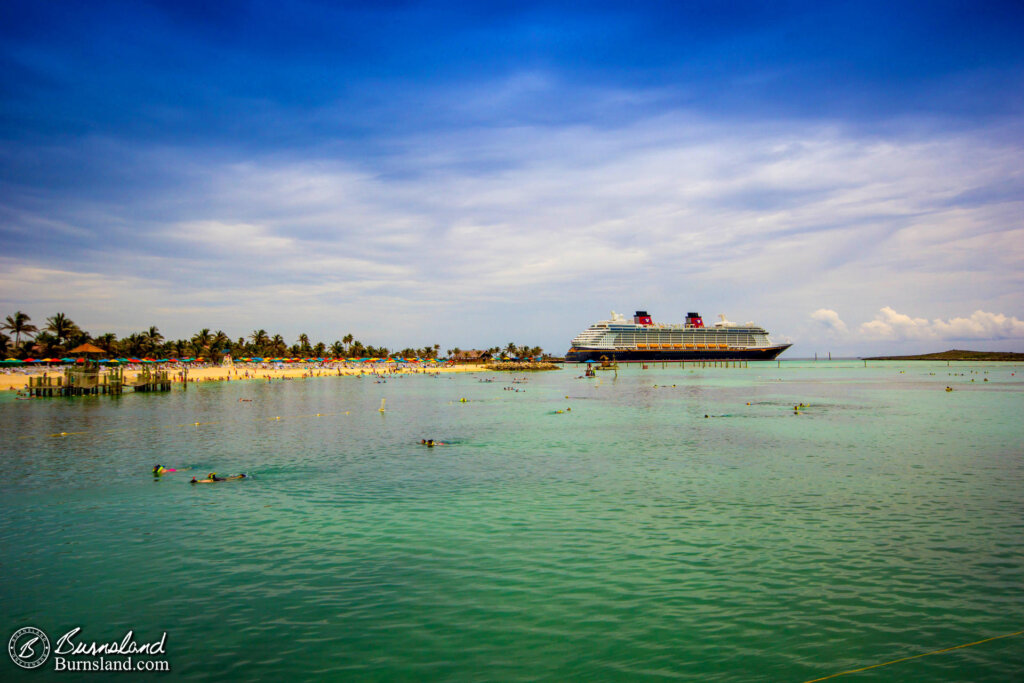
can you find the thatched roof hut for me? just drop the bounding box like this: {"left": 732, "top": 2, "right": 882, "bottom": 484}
{"left": 68, "top": 342, "right": 107, "bottom": 355}
{"left": 450, "top": 350, "right": 492, "bottom": 364}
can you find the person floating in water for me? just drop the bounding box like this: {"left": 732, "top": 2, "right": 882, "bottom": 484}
{"left": 420, "top": 439, "right": 446, "bottom": 447}
{"left": 190, "top": 472, "right": 247, "bottom": 483}
{"left": 153, "top": 464, "right": 177, "bottom": 476}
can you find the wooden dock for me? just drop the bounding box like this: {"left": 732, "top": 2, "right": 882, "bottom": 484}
{"left": 27, "top": 363, "right": 172, "bottom": 397}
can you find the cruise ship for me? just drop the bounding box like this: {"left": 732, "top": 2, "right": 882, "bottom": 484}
{"left": 565, "top": 310, "right": 791, "bottom": 362}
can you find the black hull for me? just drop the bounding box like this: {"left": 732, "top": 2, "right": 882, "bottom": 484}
{"left": 565, "top": 344, "right": 792, "bottom": 363}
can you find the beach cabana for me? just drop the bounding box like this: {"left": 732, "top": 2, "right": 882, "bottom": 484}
{"left": 66, "top": 342, "right": 108, "bottom": 388}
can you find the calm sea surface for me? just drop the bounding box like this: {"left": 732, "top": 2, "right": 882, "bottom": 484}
{"left": 2, "top": 361, "right": 1023, "bottom": 681}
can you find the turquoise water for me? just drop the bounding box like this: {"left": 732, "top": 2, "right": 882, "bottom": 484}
{"left": 2, "top": 361, "right": 1023, "bottom": 681}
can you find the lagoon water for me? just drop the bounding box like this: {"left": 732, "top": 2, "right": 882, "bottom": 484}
{"left": 2, "top": 361, "right": 1023, "bottom": 681}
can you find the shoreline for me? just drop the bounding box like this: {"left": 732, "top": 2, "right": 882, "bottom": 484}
{"left": 0, "top": 362, "right": 493, "bottom": 391}
{"left": 862, "top": 349, "right": 1024, "bottom": 361}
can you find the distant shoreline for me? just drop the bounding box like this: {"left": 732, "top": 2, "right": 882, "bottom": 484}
{"left": 863, "top": 349, "right": 1024, "bottom": 361}
{"left": 0, "top": 362, "right": 492, "bottom": 391}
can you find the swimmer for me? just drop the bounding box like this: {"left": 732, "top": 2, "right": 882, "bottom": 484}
{"left": 190, "top": 472, "right": 247, "bottom": 483}
{"left": 153, "top": 464, "right": 176, "bottom": 476}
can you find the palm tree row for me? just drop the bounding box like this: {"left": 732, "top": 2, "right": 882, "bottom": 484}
{"left": 2, "top": 311, "right": 545, "bottom": 361}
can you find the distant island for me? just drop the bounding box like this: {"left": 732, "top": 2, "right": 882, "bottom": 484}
{"left": 864, "top": 349, "right": 1024, "bottom": 361}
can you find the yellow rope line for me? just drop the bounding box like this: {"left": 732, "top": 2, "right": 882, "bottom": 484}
{"left": 803, "top": 630, "right": 1023, "bottom": 682}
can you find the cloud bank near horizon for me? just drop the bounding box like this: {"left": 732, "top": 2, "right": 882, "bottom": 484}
{"left": 858, "top": 307, "right": 1024, "bottom": 341}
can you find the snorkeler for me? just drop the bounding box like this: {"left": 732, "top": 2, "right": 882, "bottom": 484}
{"left": 190, "top": 472, "right": 247, "bottom": 483}
{"left": 153, "top": 464, "right": 178, "bottom": 476}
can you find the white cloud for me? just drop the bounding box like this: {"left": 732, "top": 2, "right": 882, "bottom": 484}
{"left": 859, "top": 307, "right": 1024, "bottom": 340}
{"left": 810, "top": 309, "right": 848, "bottom": 334}
{"left": 2, "top": 107, "right": 1023, "bottom": 351}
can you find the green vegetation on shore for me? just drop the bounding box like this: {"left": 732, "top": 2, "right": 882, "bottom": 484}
{"left": 489, "top": 361, "right": 560, "bottom": 371}
{"left": 864, "top": 349, "right": 1024, "bottom": 361}
{"left": 1, "top": 310, "right": 550, "bottom": 362}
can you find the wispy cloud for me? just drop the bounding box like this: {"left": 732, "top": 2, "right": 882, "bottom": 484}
{"left": 1, "top": 111, "right": 1022, "bottom": 351}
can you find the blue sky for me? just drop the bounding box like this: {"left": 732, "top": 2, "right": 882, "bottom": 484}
{"left": 2, "top": 1, "right": 1023, "bottom": 355}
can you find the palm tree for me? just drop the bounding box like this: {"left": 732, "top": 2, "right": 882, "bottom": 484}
{"left": 2, "top": 311, "right": 37, "bottom": 348}
{"left": 313, "top": 342, "right": 326, "bottom": 358}
{"left": 342, "top": 333, "right": 354, "bottom": 356}
{"left": 45, "top": 312, "right": 79, "bottom": 348}
{"left": 94, "top": 333, "right": 118, "bottom": 354}
{"left": 211, "top": 330, "right": 231, "bottom": 357}
{"left": 297, "top": 333, "right": 311, "bottom": 356}
{"left": 270, "top": 334, "right": 286, "bottom": 356}
{"left": 31, "top": 331, "right": 59, "bottom": 356}
{"left": 191, "top": 328, "right": 212, "bottom": 358}
{"left": 66, "top": 328, "right": 92, "bottom": 350}
{"left": 330, "top": 341, "right": 344, "bottom": 357}
{"left": 249, "top": 329, "right": 269, "bottom": 354}
{"left": 143, "top": 326, "right": 164, "bottom": 354}
{"left": 0, "top": 332, "right": 10, "bottom": 357}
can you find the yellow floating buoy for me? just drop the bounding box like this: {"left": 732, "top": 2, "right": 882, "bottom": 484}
{"left": 379, "top": 398, "right": 386, "bottom": 412}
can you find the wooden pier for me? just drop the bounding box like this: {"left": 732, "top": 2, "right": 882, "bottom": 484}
{"left": 632, "top": 360, "right": 750, "bottom": 369}
{"left": 27, "top": 362, "right": 172, "bottom": 397}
